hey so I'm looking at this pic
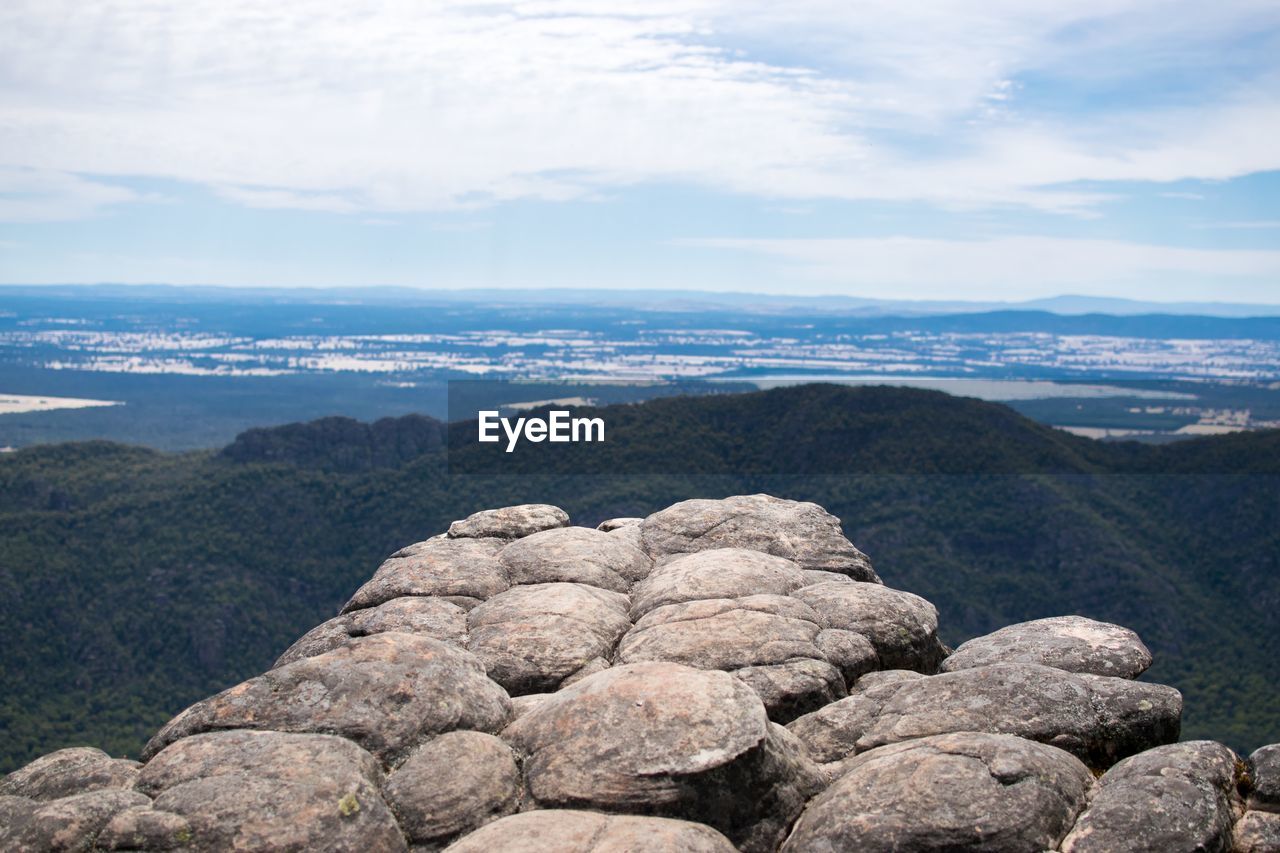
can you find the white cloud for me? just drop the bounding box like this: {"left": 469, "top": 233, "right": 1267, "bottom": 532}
{"left": 679, "top": 235, "right": 1280, "bottom": 301}
{"left": 0, "top": 0, "right": 1277, "bottom": 219}
{"left": 0, "top": 167, "right": 139, "bottom": 221}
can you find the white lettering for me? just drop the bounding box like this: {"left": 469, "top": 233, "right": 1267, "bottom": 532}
{"left": 501, "top": 416, "right": 525, "bottom": 453}
{"left": 480, "top": 410, "right": 606, "bottom": 452}
{"left": 478, "top": 411, "right": 500, "bottom": 443}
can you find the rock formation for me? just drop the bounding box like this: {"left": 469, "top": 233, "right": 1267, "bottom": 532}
{"left": 2, "top": 493, "right": 1275, "bottom": 851}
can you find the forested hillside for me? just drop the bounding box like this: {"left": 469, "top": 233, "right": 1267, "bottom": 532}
{"left": 1, "top": 384, "right": 1277, "bottom": 771}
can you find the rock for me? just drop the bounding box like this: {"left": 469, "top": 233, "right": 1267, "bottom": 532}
{"left": 343, "top": 538, "right": 509, "bottom": 612}
{"left": 0, "top": 796, "right": 36, "bottom": 846}
{"left": 596, "top": 517, "right": 643, "bottom": 532}
{"left": 813, "top": 629, "right": 879, "bottom": 684}
{"left": 1061, "top": 740, "right": 1241, "bottom": 853}
{"left": 1235, "top": 811, "right": 1280, "bottom": 852}
{"left": 96, "top": 806, "right": 194, "bottom": 850}
{"left": 618, "top": 598, "right": 823, "bottom": 672}
{"left": 0, "top": 789, "right": 150, "bottom": 852}
{"left": 1249, "top": 743, "right": 1280, "bottom": 811}
{"left": 792, "top": 581, "right": 947, "bottom": 672}
{"left": 732, "top": 659, "right": 847, "bottom": 724}
{"left": 444, "top": 810, "right": 738, "bottom": 852}
{"left": 143, "top": 633, "right": 511, "bottom": 764}
{"left": 788, "top": 663, "right": 1181, "bottom": 769}
{"left": 447, "top": 504, "right": 569, "bottom": 539}
{"left": 639, "top": 495, "right": 880, "bottom": 581}
{"left": 849, "top": 669, "right": 925, "bottom": 693}
{"left": 0, "top": 746, "right": 140, "bottom": 801}
{"left": 502, "top": 662, "right": 823, "bottom": 852}
{"left": 783, "top": 732, "right": 1093, "bottom": 853}
{"left": 137, "top": 729, "right": 405, "bottom": 852}
{"left": 941, "top": 615, "right": 1153, "bottom": 678}
{"left": 466, "top": 582, "right": 631, "bottom": 694}
{"left": 275, "top": 596, "right": 469, "bottom": 666}
{"left": 629, "top": 549, "right": 808, "bottom": 618}
{"left": 498, "top": 526, "right": 652, "bottom": 593}
{"left": 384, "top": 731, "right": 520, "bottom": 847}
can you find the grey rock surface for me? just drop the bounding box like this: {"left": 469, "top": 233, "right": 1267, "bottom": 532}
{"left": 0, "top": 788, "right": 151, "bottom": 852}
{"left": 596, "top": 517, "right": 642, "bottom": 531}
{"left": 732, "top": 659, "right": 847, "bottom": 724}
{"left": 1235, "top": 810, "right": 1280, "bottom": 852}
{"left": 343, "top": 538, "right": 509, "bottom": 612}
{"left": 443, "top": 809, "right": 738, "bottom": 852}
{"left": 941, "top": 615, "right": 1153, "bottom": 678}
{"left": 1249, "top": 743, "right": 1280, "bottom": 811}
{"left": 503, "top": 661, "right": 823, "bottom": 852}
{"left": 275, "top": 595, "right": 469, "bottom": 667}
{"left": 792, "top": 580, "right": 947, "bottom": 671}
{"left": 384, "top": 731, "right": 520, "bottom": 848}
{"left": 0, "top": 746, "right": 140, "bottom": 802}
{"left": 136, "top": 729, "right": 404, "bottom": 852}
{"left": 499, "top": 526, "right": 652, "bottom": 592}
{"left": 788, "top": 662, "right": 1181, "bottom": 768}
{"left": 447, "top": 504, "right": 569, "bottom": 539}
{"left": 143, "top": 633, "right": 511, "bottom": 764}
{"left": 629, "top": 549, "right": 808, "bottom": 618}
{"left": 1061, "top": 740, "right": 1241, "bottom": 853}
{"left": 783, "top": 732, "right": 1093, "bottom": 852}
{"left": 466, "top": 582, "right": 631, "bottom": 694}
{"left": 640, "top": 495, "right": 880, "bottom": 581}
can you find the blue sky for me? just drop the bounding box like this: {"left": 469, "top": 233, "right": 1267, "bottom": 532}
{"left": 1, "top": 0, "right": 1279, "bottom": 303}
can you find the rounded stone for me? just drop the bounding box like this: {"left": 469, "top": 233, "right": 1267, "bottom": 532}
{"left": 941, "top": 615, "right": 1153, "bottom": 678}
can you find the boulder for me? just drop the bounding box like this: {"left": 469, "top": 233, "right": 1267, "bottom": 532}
{"left": 629, "top": 549, "right": 808, "bottom": 618}
{"left": 788, "top": 663, "right": 1181, "bottom": 769}
{"left": 444, "top": 810, "right": 738, "bottom": 852}
{"left": 618, "top": 600, "right": 823, "bottom": 672}
{"left": 502, "top": 662, "right": 824, "bottom": 852}
{"left": 143, "top": 633, "right": 511, "bottom": 764}
{"left": 447, "top": 504, "right": 569, "bottom": 539}
{"left": 639, "top": 495, "right": 879, "bottom": 581}
{"left": 136, "top": 729, "right": 405, "bottom": 852}
{"left": 384, "top": 731, "right": 520, "bottom": 848}
{"left": 466, "top": 582, "right": 631, "bottom": 694}
{"left": 783, "top": 732, "right": 1093, "bottom": 852}
{"left": 1061, "top": 740, "right": 1241, "bottom": 853}
{"left": 96, "top": 806, "right": 193, "bottom": 850}
{"left": 498, "top": 526, "right": 652, "bottom": 593}
{"left": 0, "top": 789, "right": 150, "bottom": 852}
{"left": 596, "top": 517, "right": 642, "bottom": 532}
{"left": 792, "top": 581, "right": 947, "bottom": 672}
{"left": 1235, "top": 811, "right": 1280, "bottom": 852}
{"left": 732, "top": 659, "right": 847, "bottom": 724}
{"left": 343, "top": 538, "right": 509, "bottom": 612}
{"left": 1249, "top": 743, "right": 1280, "bottom": 811}
{"left": 0, "top": 747, "right": 140, "bottom": 801}
{"left": 941, "top": 615, "right": 1152, "bottom": 678}
{"left": 275, "top": 596, "right": 469, "bottom": 667}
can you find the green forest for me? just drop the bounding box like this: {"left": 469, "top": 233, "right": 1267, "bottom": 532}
{"left": 1, "top": 384, "right": 1277, "bottom": 772}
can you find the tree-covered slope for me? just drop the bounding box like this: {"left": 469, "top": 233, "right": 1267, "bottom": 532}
{"left": 0, "top": 385, "right": 1276, "bottom": 771}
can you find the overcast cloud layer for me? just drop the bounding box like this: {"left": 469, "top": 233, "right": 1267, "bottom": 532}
{"left": 1, "top": 0, "right": 1278, "bottom": 300}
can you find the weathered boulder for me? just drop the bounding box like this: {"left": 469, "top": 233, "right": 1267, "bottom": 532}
{"left": 1235, "top": 811, "right": 1280, "bottom": 852}
{"left": 498, "top": 526, "right": 652, "bottom": 592}
{"left": 732, "top": 659, "right": 847, "bottom": 724}
{"left": 0, "top": 788, "right": 151, "bottom": 852}
{"left": 384, "top": 731, "right": 520, "bottom": 848}
{"left": 96, "top": 805, "right": 194, "bottom": 850}
{"left": 343, "top": 538, "right": 509, "bottom": 612}
{"left": 1249, "top": 743, "right": 1280, "bottom": 811}
{"left": 466, "top": 582, "right": 631, "bottom": 694}
{"left": 1061, "top": 740, "right": 1241, "bottom": 853}
{"left": 0, "top": 746, "right": 140, "bottom": 801}
{"left": 275, "top": 596, "right": 469, "bottom": 667}
{"left": 788, "top": 662, "right": 1181, "bottom": 769}
{"left": 444, "top": 809, "right": 738, "bottom": 852}
{"left": 640, "top": 495, "right": 880, "bottom": 581}
{"left": 447, "top": 504, "right": 569, "bottom": 539}
{"left": 783, "top": 732, "right": 1093, "bottom": 852}
{"left": 618, "top": 598, "right": 823, "bottom": 671}
{"left": 134, "top": 729, "right": 405, "bottom": 852}
{"left": 792, "top": 581, "right": 947, "bottom": 672}
{"left": 941, "top": 615, "right": 1153, "bottom": 678}
{"left": 629, "top": 549, "right": 808, "bottom": 618}
{"left": 502, "top": 662, "right": 823, "bottom": 852}
{"left": 596, "top": 517, "right": 642, "bottom": 532}
{"left": 143, "top": 633, "right": 511, "bottom": 764}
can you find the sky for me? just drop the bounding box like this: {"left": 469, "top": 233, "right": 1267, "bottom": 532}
{"left": 1, "top": 0, "right": 1279, "bottom": 303}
